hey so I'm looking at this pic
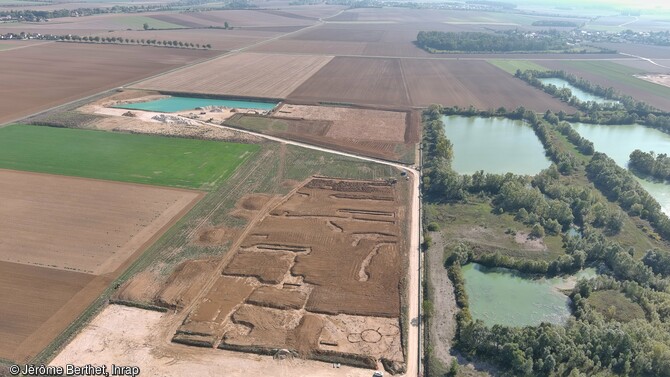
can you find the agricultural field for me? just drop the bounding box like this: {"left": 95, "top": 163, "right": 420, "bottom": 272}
{"left": 0, "top": 169, "right": 202, "bottom": 362}
{"left": 225, "top": 104, "right": 418, "bottom": 163}
{"left": 134, "top": 52, "right": 333, "bottom": 99}
{"left": 540, "top": 60, "right": 670, "bottom": 111}
{"left": 0, "top": 125, "right": 258, "bottom": 189}
{"left": 488, "top": 59, "right": 549, "bottom": 75}
{"left": 400, "top": 59, "right": 574, "bottom": 111}
{"left": 175, "top": 178, "right": 407, "bottom": 369}
{"left": 0, "top": 43, "right": 216, "bottom": 125}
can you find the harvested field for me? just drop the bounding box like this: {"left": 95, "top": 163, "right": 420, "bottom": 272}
{"left": 0, "top": 43, "right": 215, "bottom": 125}
{"left": 636, "top": 74, "right": 670, "bottom": 89}
{"left": 134, "top": 52, "right": 333, "bottom": 99}
{"left": 180, "top": 177, "right": 407, "bottom": 369}
{"left": 288, "top": 57, "right": 411, "bottom": 107}
{"left": 288, "top": 56, "right": 573, "bottom": 111}
{"left": 226, "top": 104, "right": 417, "bottom": 163}
{"left": 400, "top": 59, "right": 575, "bottom": 111}
{"left": 0, "top": 261, "right": 93, "bottom": 362}
{"left": 0, "top": 169, "right": 202, "bottom": 275}
{"left": 0, "top": 170, "right": 201, "bottom": 362}
{"left": 146, "top": 9, "right": 319, "bottom": 28}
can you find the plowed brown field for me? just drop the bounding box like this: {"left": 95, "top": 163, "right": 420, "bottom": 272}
{"left": 0, "top": 43, "right": 216, "bottom": 125}
{"left": 133, "top": 52, "right": 333, "bottom": 99}
{"left": 0, "top": 170, "right": 202, "bottom": 362}
{"left": 179, "top": 178, "right": 407, "bottom": 369}
{"left": 287, "top": 56, "right": 572, "bottom": 111}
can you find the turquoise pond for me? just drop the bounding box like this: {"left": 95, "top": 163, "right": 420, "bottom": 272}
{"left": 115, "top": 97, "right": 278, "bottom": 112}
{"left": 539, "top": 78, "right": 617, "bottom": 105}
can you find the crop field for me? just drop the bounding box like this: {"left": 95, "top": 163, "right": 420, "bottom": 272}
{"left": 288, "top": 57, "right": 412, "bottom": 107}
{"left": 225, "top": 104, "right": 417, "bottom": 163}
{"left": 134, "top": 52, "right": 333, "bottom": 99}
{"left": 145, "top": 9, "right": 319, "bottom": 29}
{"left": 0, "top": 170, "right": 202, "bottom": 363}
{"left": 174, "top": 178, "right": 406, "bottom": 367}
{"left": 593, "top": 42, "right": 670, "bottom": 59}
{"left": 400, "top": 59, "right": 574, "bottom": 111}
{"left": 540, "top": 60, "right": 670, "bottom": 111}
{"left": 0, "top": 43, "right": 216, "bottom": 125}
{"left": 488, "top": 60, "right": 549, "bottom": 74}
{"left": 0, "top": 125, "right": 258, "bottom": 189}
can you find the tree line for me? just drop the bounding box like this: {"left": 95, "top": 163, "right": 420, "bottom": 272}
{"left": 516, "top": 69, "right": 670, "bottom": 135}
{"left": 416, "top": 30, "right": 568, "bottom": 53}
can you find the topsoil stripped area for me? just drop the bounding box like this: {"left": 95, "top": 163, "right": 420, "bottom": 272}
{"left": 0, "top": 169, "right": 202, "bottom": 362}
{"left": 0, "top": 43, "right": 216, "bottom": 125}
{"left": 225, "top": 104, "right": 419, "bottom": 163}
{"left": 287, "top": 56, "right": 573, "bottom": 111}
{"left": 173, "top": 178, "right": 407, "bottom": 368}
{"left": 133, "top": 52, "right": 334, "bottom": 99}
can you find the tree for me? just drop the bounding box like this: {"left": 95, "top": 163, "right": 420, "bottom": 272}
{"left": 448, "top": 359, "right": 459, "bottom": 376}
{"left": 530, "top": 223, "right": 545, "bottom": 239}
{"left": 224, "top": 21, "right": 229, "bottom": 29}
{"left": 143, "top": 22, "right": 149, "bottom": 30}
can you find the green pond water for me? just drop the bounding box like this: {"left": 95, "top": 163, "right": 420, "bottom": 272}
{"left": 462, "top": 264, "right": 595, "bottom": 327}
{"left": 572, "top": 123, "right": 670, "bottom": 215}
{"left": 441, "top": 116, "right": 551, "bottom": 175}
{"left": 114, "top": 96, "right": 278, "bottom": 112}
{"left": 539, "top": 78, "right": 617, "bottom": 105}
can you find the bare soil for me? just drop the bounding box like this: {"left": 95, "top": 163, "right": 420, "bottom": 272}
{"left": 0, "top": 43, "right": 215, "bottom": 125}
{"left": 636, "top": 74, "right": 670, "bottom": 88}
{"left": 0, "top": 169, "right": 202, "bottom": 362}
{"left": 134, "top": 52, "right": 334, "bottom": 99}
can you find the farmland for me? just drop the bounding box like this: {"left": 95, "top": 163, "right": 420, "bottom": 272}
{"left": 488, "top": 60, "right": 549, "bottom": 74}
{"left": 0, "top": 169, "right": 202, "bottom": 362}
{"left": 134, "top": 52, "right": 333, "bottom": 99}
{"left": 224, "top": 104, "right": 418, "bottom": 163}
{"left": 0, "top": 125, "right": 258, "bottom": 189}
{"left": 0, "top": 43, "right": 216, "bottom": 125}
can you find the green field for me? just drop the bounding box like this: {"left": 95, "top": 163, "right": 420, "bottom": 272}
{"left": 562, "top": 60, "right": 670, "bottom": 100}
{"left": 116, "top": 15, "right": 186, "bottom": 30}
{"left": 488, "top": 60, "right": 548, "bottom": 74}
{"left": 0, "top": 125, "right": 258, "bottom": 189}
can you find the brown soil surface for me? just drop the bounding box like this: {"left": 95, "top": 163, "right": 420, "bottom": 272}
{"left": 0, "top": 169, "right": 202, "bottom": 362}
{"left": 0, "top": 43, "right": 215, "bottom": 125}
{"left": 231, "top": 193, "right": 278, "bottom": 220}
{"left": 288, "top": 57, "right": 412, "bottom": 107}
{"left": 224, "top": 251, "right": 294, "bottom": 284}
{"left": 134, "top": 52, "right": 333, "bottom": 99}
{"left": 0, "top": 169, "right": 201, "bottom": 275}
{"left": 179, "top": 277, "right": 256, "bottom": 340}
{"left": 401, "top": 59, "right": 575, "bottom": 112}
{"left": 247, "top": 286, "right": 309, "bottom": 310}
{"left": 178, "top": 178, "right": 407, "bottom": 367}
{"left": 155, "top": 259, "right": 221, "bottom": 310}
{"left": 0, "top": 261, "right": 93, "bottom": 361}
{"left": 275, "top": 104, "right": 407, "bottom": 143}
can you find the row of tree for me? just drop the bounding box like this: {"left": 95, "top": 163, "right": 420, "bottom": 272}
{"left": 59, "top": 35, "right": 212, "bottom": 49}
{"left": 516, "top": 69, "right": 670, "bottom": 135}
{"left": 416, "top": 30, "right": 568, "bottom": 53}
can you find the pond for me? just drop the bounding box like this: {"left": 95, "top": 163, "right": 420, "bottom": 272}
{"left": 462, "top": 263, "right": 594, "bottom": 327}
{"left": 572, "top": 123, "right": 670, "bottom": 215}
{"left": 441, "top": 116, "right": 551, "bottom": 175}
{"left": 539, "top": 78, "right": 617, "bottom": 105}
{"left": 114, "top": 96, "right": 278, "bottom": 113}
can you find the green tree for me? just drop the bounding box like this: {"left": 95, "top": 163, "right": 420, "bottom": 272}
{"left": 143, "top": 22, "right": 149, "bottom": 30}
